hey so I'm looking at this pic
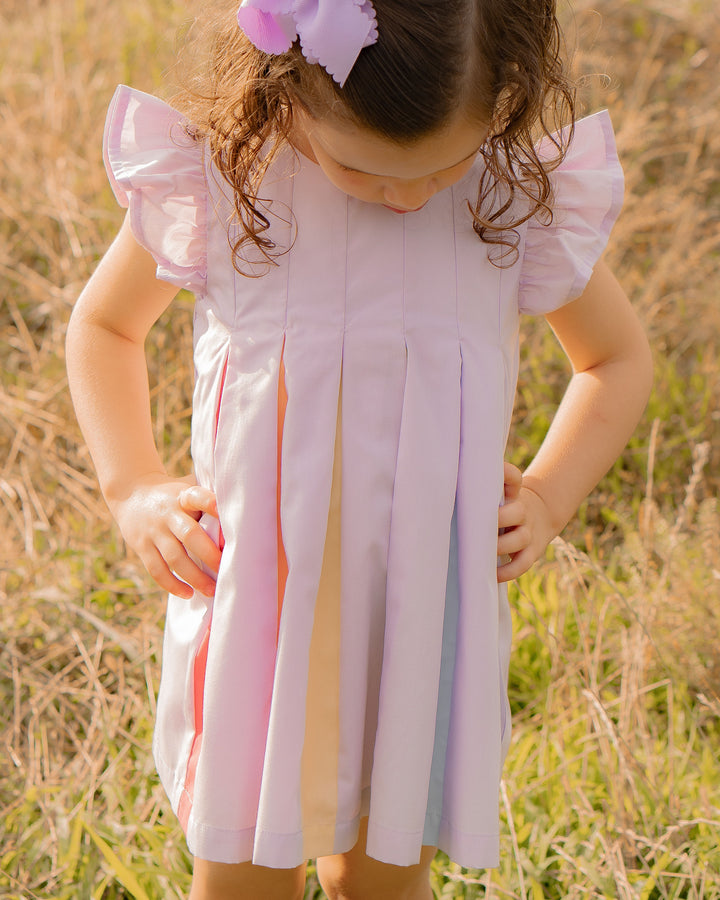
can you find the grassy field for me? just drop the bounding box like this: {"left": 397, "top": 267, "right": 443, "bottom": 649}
{"left": 1, "top": 0, "right": 718, "bottom": 897}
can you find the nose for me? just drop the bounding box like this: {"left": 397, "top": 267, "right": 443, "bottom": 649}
{"left": 383, "top": 177, "right": 438, "bottom": 211}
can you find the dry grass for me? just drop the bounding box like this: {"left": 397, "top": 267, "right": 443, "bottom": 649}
{"left": 1, "top": 0, "right": 719, "bottom": 897}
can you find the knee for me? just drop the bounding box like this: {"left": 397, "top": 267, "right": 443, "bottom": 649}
{"left": 317, "top": 854, "right": 432, "bottom": 900}
{"left": 190, "top": 858, "right": 306, "bottom": 900}
{"left": 190, "top": 877, "right": 305, "bottom": 900}
{"left": 315, "top": 855, "right": 349, "bottom": 900}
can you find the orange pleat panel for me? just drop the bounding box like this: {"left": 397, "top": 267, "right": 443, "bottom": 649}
{"left": 177, "top": 623, "right": 211, "bottom": 831}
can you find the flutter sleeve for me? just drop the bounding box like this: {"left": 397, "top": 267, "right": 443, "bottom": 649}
{"left": 518, "top": 110, "right": 624, "bottom": 316}
{"left": 103, "top": 85, "right": 207, "bottom": 294}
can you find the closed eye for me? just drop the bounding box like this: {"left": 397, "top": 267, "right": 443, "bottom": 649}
{"left": 334, "top": 150, "right": 480, "bottom": 180}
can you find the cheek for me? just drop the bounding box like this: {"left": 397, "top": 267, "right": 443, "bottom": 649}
{"left": 439, "top": 159, "right": 477, "bottom": 191}
{"left": 327, "top": 170, "right": 382, "bottom": 201}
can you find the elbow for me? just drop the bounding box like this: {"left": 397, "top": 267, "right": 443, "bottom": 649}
{"left": 613, "top": 312, "right": 654, "bottom": 416}
{"left": 65, "top": 299, "right": 95, "bottom": 371}
{"left": 65, "top": 302, "right": 83, "bottom": 368}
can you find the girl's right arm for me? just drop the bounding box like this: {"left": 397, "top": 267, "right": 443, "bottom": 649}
{"left": 66, "top": 214, "right": 221, "bottom": 599}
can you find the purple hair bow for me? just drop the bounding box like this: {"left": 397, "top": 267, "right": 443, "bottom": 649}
{"left": 237, "top": 0, "right": 378, "bottom": 87}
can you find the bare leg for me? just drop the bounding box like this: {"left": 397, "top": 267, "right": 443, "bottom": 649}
{"left": 189, "top": 857, "right": 307, "bottom": 900}
{"left": 316, "top": 817, "right": 436, "bottom": 900}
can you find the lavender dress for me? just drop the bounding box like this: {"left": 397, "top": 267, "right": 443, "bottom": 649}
{"left": 104, "top": 85, "right": 623, "bottom": 868}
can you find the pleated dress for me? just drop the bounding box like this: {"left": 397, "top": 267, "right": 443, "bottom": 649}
{"left": 103, "top": 85, "right": 623, "bottom": 869}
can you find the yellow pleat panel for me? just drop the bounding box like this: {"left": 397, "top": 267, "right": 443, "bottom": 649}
{"left": 300, "top": 381, "right": 342, "bottom": 857}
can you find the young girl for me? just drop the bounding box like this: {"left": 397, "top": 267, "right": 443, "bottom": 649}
{"left": 66, "top": 0, "right": 652, "bottom": 897}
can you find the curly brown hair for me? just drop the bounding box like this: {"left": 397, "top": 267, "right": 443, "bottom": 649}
{"left": 175, "top": 0, "right": 576, "bottom": 271}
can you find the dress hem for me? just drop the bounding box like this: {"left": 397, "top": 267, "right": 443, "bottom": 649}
{"left": 157, "top": 753, "right": 499, "bottom": 870}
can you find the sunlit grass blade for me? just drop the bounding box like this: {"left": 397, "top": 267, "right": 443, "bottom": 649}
{"left": 84, "top": 821, "right": 152, "bottom": 900}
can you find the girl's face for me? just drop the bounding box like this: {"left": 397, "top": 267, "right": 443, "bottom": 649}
{"left": 293, "top": 112, "right": 489, "bottom": 213}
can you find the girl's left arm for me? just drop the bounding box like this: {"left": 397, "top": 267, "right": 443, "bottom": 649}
{"left": 497, "top": 259, "right": 653, "bottom": 582}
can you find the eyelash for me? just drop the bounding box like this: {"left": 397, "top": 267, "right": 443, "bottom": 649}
{"left": 336, "top": 158, "right": 474, "bottom": 178}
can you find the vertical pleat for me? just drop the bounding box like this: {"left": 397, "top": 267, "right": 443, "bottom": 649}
{"left": 429, "top": 185, "right": 514, "bottom": 868}
{"left": 366, "top": 334, "right": 461, "bottom": 865}
{"left": 187, "top": 334, "right": 285, "bottom": 863}
{"left": 179, "top": 163, "right": 295, "bottom": 863}
{"left": 175, "top": 348, "right": 227, "bottom": 830}
{"left": 366, "top": 197, "right": 463, "bottom": 865}
{"left": 332, "top": 200, "right": 407, "bottom": 853}
{"left": 252, "top": 158, "right": 348, "bottom": 867}
{"left": 252, "top": 336, "right": 343, "bottom": 866}
{"left": 435, "top": 348, "right": 507, "bottom": 867}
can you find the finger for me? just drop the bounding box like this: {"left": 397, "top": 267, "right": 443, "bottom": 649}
{"left": 169, "top": 513, "right": 223, "bottom": 575}
{"left": 156, "top": 533, "right": 218, "bottom": 597}
{"left": 178, "top": 485, "right": 219, "bottom": 519}
{"left": 143, "top": 545, "right": 196, "bottom": 599}
{"left": 498, "top": 499, "right": 526, "bottom": 531}
{"left": 496, "top": 548, "right": 535, "bottom": 584}
{"left": 497, "top": 524, "right": 531, "bottom": 557}
{"left": 503, "top": 461, "right": 523, "bottom": 501}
